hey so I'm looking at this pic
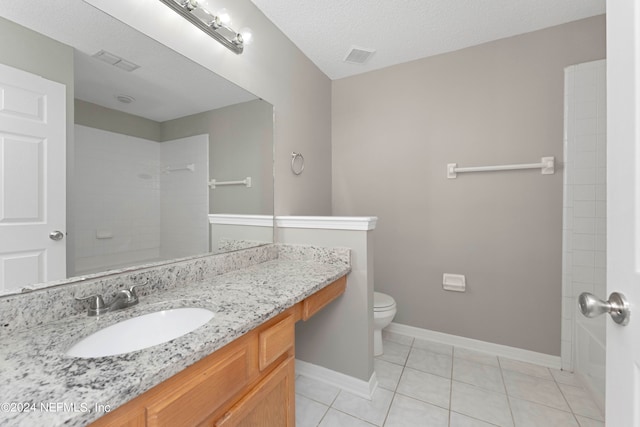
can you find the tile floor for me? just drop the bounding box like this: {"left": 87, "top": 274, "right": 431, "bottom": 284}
{"left": 295, "top": 331, "right": 604, "bottom": 427}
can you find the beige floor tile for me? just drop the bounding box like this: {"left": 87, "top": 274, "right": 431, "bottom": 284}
{"left": 454, "top": 347, "right": 500, "bottom": 367}
{"left": 558, "top": 383, "right": 604, "bottom": 421}
{"left": 499, "top": 358, "right": 553, "bottom": 380}
{"left": 376, "top": 340, "right": 411, "bottom": 366}
{"left": 450, "top": 411, "right": 503, "bottom": 427}
{"left": 374, "top": 358, "right": 404, "bottom": 391}
{"left": 296, "top": 394, "right": 329, "bottom": 427}
{"left": 296, "top": 375, "right": 341, "bottom": 406}
{"left": 406, "top": 347, "right": 453, "bottom": 379}
{"left": 384, "top": 394, "right": 449, "bottom": 427}
{"left": 510, "top": 397, "right": 579, "bottom": 427}
{"left": 453, "top": 358, "right": 505, "bottom": 393}
{"left": 331, "top": 387, "right": 394, "bottom": 426}
{"left": 550, "top": 369, "right": 583, "bottom": 387}
{"left": 503, "top": 370, "right": 570, "bottom": 411}
{"left": 396, "top": 367, "right": 451, "bottom": 409}
{"left": 318, "top": 409, "right": 376, "bottom": 427}
{"left": 575, "top": 415, "right": 605, "bottom": 427}
{"left": 412, "top": 338, "right": 454, "bottom": 356}
{"left": 382, "top": 330, "right": 414, "bottom": 347}
{"left": 450, "top": 381, "right": 514, "bottom": 427}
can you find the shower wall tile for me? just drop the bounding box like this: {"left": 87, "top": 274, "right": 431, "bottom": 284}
{"left": 573, "top": 218, "right": 595, "bottom": 234}
{"left": 73, "top": 126, "right": 210, "bottom": 276}
{"left": 571, "top": 168, "right": 597, "bottom": 185}
{"left": 572, "top": 201, "right": 596, "bottom": 218}
{"left": 572, "top": 234, "right": 595, "bottom": 251}
{"left": 572, "top": 251, "right": 595, "bottom": 267}
{"left": 562, "top": 60, "right": 606, "bottom": 405}
{"left": 74, "top": 125, "right": 162, "bottom": 275}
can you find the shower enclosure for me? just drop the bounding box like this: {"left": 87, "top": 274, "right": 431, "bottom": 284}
{"left": 561, "top": 59, "right": 606, "bottom": 410}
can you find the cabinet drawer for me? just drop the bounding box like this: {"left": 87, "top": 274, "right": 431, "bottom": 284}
{"left": 146, "top": 347, "right": 250, "bottom": 427}
{"left": 258, "top": 314, "right": 294, "bottom": 371}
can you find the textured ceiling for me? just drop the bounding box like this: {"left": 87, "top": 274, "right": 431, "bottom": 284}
{"left": 1, "top": 0, "right": 256, "bottom": 122}
{"left": 249, "top": 0, "right": 606, "bottom": 80}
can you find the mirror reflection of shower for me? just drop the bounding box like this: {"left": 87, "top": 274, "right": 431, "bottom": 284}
{"left": 73, "top": 124, "right": 209, "bottom": 275}
{"left": 561, "top": 59, "right": 606, "bottom": 412}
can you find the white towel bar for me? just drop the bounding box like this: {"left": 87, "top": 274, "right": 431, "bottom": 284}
{"left": 163, "top": 163, "right": 195, "bottom": 173}
{"left": 447, "top": 157, "right": 555, "bottom": 179}
{"left": 208, "top": 177, "right": 252, "bottom": 189}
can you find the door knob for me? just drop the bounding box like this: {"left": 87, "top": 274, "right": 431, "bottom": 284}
{"left": 49, "top": 230, "right": 64, "bottom": 241}
{"left": 578, "top": 292, "right": 630, "bottom": 326}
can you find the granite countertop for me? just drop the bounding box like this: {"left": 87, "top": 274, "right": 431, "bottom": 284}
{"left": 0, "top": 256, "right": 350, "bottom": 427}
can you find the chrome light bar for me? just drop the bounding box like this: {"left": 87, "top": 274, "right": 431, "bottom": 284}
{"left": 158, "top": 0, "right": 244, "bottom": 54}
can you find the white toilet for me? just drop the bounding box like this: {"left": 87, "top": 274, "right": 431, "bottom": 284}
{"left": 373, "top": 292, "right": 397, "bottom": 356}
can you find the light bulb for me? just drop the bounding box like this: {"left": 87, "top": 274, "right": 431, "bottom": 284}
{"left": 216, "top": 8, "right": 231, "bottom": 25}
{"left": 239, "top": 27, "right": 253, "bottom": 46}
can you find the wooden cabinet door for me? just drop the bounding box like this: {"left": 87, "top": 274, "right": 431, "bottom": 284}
{"left": 214, "top": 356, "right": 295, "bottom": 427}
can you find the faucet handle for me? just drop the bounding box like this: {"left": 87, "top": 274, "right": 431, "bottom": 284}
{"left": 75, "top": 294, "right": 106, "bottom": 316}
{"left": 129, "top": 280, "right": 149, "bottom": 296}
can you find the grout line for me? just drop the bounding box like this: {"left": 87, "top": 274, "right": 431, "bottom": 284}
{"left": 380, "top": 392, "right": 396, "bottom": 427}
{"left": 497, "top": 355, "right": 517, "bottom": 426}
{"left": 448, "top": 346, "right": 454, "bottom": 427}
{"left": 313, "top": 403, "right": 331, "bottom": 427}
{"left": 328, "top": 389, "right": 340, "bottom": 407}
{"left": 326, "top": 407, "right": 378, "bottom": 426}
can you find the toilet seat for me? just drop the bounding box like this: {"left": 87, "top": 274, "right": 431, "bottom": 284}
{"left": 374, "top": 292, "right": 396, "bottom": 312}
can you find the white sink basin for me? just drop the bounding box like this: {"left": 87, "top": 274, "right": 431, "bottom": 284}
{"left": 67, "top": 307, "right": 214, "bottom": 358}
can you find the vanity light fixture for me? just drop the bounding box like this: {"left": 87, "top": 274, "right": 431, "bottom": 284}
{"left": 159, "top": 0, "right": 248, "bottom": 54}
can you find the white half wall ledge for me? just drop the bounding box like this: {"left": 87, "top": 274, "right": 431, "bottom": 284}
{"left": 278, "top": 216, "right": 378, "bottom": 230}
{"left": 208, "top": 214, "right": 274, "bottom": 227}
{"left": 295, "top": 359, "right": 378, "bottom": 401}
{"left": 386, "top": 323, "right": 562, "bottom": 370}
{"left": 208, "top": 214, "right": 378, "bottom": 230}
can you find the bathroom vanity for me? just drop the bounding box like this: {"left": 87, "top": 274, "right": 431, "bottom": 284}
{"left": 91, "top": 277, "right": 346, "bottom": 427}
{"left": 0, "top": 244, "right": 350, "bottom": 427}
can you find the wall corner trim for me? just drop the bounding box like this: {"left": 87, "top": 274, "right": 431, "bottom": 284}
{"left": 386, "top": 323, "right": 562, "bottom": 370}
{"left": 295, "top": 359, "right": 378, "bottom": 400}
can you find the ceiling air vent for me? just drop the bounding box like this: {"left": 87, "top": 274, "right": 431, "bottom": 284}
{"left": 92, "top": 50, "right": 140, "bottom": 72}
{"left": 343, "top": 46, "right": 375, "bottom": 64}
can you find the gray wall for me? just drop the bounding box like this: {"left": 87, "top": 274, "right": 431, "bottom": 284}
{"left": 88, "top": 0, "right": 333, "bottom": 216}
{"left": 279, "top": 227, "right": 374, "bottom": 382}
{"left": 75, "top": 99, "right": 162, "bottom": 142}
{"left": 75, "top": 98, "right": 273, "bottom": 216}
{"left": 332, "top": 16, "right": 606, "bottom": 356}
{"left": 162, "top": 100, "right": 274, "bottom": 215}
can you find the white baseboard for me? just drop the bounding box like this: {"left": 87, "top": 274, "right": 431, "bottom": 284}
{"left": 386, "top": 322, "right": 562, "bottom": 370}
{"left": 295, "top": 359, "right": 378, "bottom": 400}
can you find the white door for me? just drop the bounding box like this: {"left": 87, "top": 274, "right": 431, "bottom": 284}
{"left": 606, "top": 1, "right": 640, "bottom": 425}
{"left": 0, "top": 63, "right": 66, "bottom": 292}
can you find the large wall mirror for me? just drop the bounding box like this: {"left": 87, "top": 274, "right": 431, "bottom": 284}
{"left": 0, "top": 0, "right": 274, "bottom": 296}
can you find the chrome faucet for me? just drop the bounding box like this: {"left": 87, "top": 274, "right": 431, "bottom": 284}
{"left": 75, "top": 283, "right": 148, "bottom": 316}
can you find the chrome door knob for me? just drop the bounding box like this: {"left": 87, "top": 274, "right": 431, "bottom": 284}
{"left": 578, "top": 292, "right": 630, "bottom": 326}
{"left": 49, "top": 230, "right": 64, "bottom": 241}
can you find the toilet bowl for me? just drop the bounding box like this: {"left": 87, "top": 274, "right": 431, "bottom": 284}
{"left": 373, "top": 292, "right": 397, "bottom": 356}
